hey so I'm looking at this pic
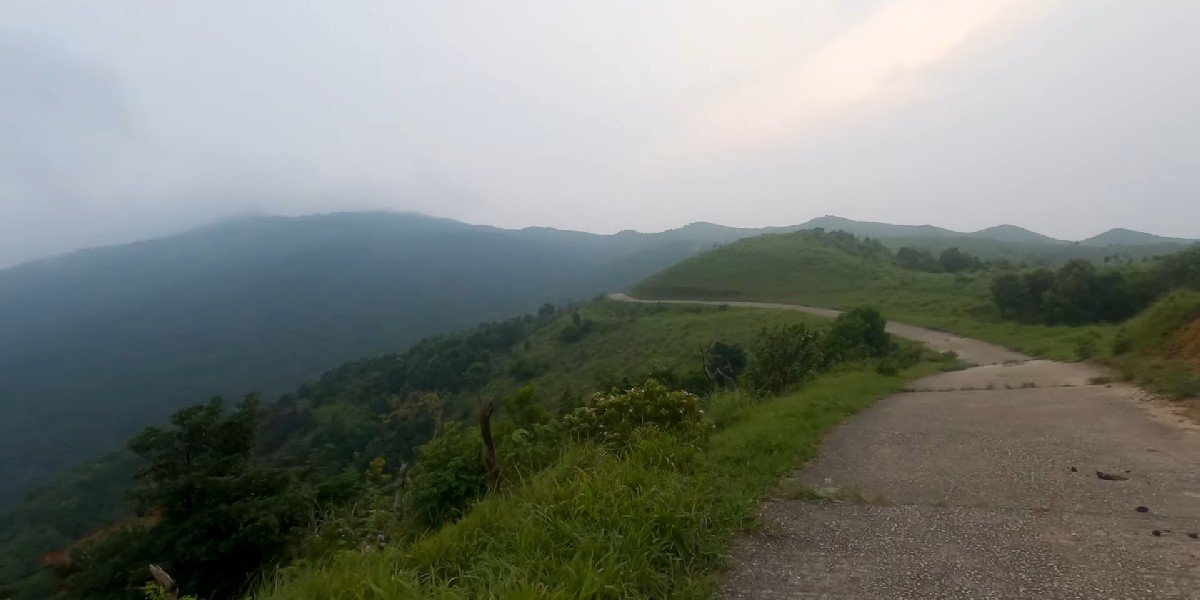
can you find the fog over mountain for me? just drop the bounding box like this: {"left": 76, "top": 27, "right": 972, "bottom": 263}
{"left": 2, "top": 1, "right": 1198, "bottom": 267}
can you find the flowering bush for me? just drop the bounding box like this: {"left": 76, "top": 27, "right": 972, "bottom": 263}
{"left": 562, "top": 380, "right": 707, "bottom": 447}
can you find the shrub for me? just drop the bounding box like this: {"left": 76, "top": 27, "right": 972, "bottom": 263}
{"left": 1111, "top": 329, "right": 1132, "bottom": 355}
{"left": 403, "top": 422, "right": 487, "bottom": 527}
{"left": 1074, "top": 337, "right": 1099, "bottom": 361}
{"left": 824, "top": 307, "right": 891, "bottom": 362}
{"left": 563, "top": 380, "right": 706, "bottom": 448}
{"left": 703, "top": 341, "right": 748, "bottom": 387}
{"left": 743, "top": 324, "right": 827, "bottom": 395}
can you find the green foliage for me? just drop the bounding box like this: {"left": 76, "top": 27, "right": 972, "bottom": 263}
{"left": 1104, "top": 291, "right": 1200, "bottom": 398}
{"left": 989, "top": 250, "right": 1200, "bottom": 326}
{"left": 502, "top": 385, "right": 551, "bottom": 431}
{"left": 562, "top": 380, "right": 706, "bottom": 448}
{"left": 895, "top": 246, "right": 940, "bottom": 272}
{"left": 558, "top": 317, "right": 596, "bottom": 343}
{"left": 64, "top": 397, "right": 318, "bottom": 600}
{"left": 824, "top": 307, "right": 892, "bottom": 362}
{"left": 3, "top": 301, "right": 825, "bottom": 599}
{"left": 402, "top": 422, "right": 487, "bottom": 527}
{"left": 937, "top": 247, "right": 984, "bottom": 273}
{"left": 703, "top": 341, "right": 748, "bottom": 387}
{"left": 251, "top": 366, "right": 927, "bottom": 600}
{"left": 743, "top": 324, "right": 828, "bottom": 395}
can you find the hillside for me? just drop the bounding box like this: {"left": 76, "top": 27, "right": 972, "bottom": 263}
{"left": 965, "top": 224, "right": 1062, "bottom": 246}
{"left": 0, "top": 299, "right": 833, "bottom": 599}
{"left": 631, "top": 229, "right": 1120, "bottom": 360}
{"left": 1082, "top": 228, "right": 1195, "bottom": 248}
{"left": 0, "top": 212, "right": 776, "bottom": 507}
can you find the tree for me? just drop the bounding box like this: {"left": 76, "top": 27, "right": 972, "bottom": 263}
{"left": 67, "top": 396, "right": 317, "bottom": 600}
{"left": 824, "top": 307, "right": 891, "bottom": 361}
{"left": 701, "top": 341, "right": 748, "bottom": 387}
{"left": 895, "top": 246, "right": 939, "bottom": 272}
{"left": 938, "top": 247, "right": 982, "bottom": 273}
{"left": 990, "top": 272, "right": 1031, "bottom": 319}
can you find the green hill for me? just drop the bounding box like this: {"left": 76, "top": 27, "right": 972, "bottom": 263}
{"left": 0, "top": 212, "right": 780, "bottom": 507}
{"left": 1082, "top": 228, "right": 1195, "bottom": 248}
{"left": 632, "top": 229, "right": 1116, "bottom": 360}
{"left": 965, "top": 224, "right": 1062, "bottom": 246}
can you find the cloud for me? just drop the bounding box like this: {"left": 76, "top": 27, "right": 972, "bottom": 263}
{"left": 674, "top": 0, "right": 1057, "bottom": 158}
{"left": 0, "top": 37, "right": 135, "bottom": 206}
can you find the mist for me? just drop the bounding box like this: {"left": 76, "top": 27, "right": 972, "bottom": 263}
{"left": 2, "top": 1, "right": 1198, "bottom": 267}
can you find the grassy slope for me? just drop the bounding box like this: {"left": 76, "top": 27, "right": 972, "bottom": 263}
{"left": 508, "top": 301, "right": 825, "bottom": 399}
{"left": 253, "top": 360, "right": 949, "bottom": 599}
{"left": 632, "top": 232, "right": 1114, "bottom": 361}
{"left": 0, "top": 301, "right": 828, "bottom": 598}
{"left": 1109, "top": 291, "right": 1200, "bottom": 397}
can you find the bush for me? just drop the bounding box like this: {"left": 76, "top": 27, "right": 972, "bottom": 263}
{"left": 743, "top": 324, "right": 827, "bottom": 395}
{"left": 824, "top": 307, "right": 891, "bottom": 362}
{"left": 562, "top": 380, "right": 706, "bottom": 448}
{"left": 403, "top": 422, "right": 487, "bottom": 527}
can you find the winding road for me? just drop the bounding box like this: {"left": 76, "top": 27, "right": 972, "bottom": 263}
{"left": 611, "top": 293, "right": 1200, "bottom": 599}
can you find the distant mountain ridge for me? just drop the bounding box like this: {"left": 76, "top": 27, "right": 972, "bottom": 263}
{"left": 1081, "top": 228, "right": 1196, "bottom": 248}
{"left": 786, "top": 215, "right": 1192, "bottom": 247}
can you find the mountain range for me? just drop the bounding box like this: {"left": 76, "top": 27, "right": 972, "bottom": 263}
{"left": 0, "top": 211, "right": 1192, "bottom": 507}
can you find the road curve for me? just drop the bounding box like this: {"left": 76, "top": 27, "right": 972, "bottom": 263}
{"left": 609, "top": 292, "right": 1027, "bottom": 366}
{"left": 610, "top": 292, "right": 1200, "bottom": 598}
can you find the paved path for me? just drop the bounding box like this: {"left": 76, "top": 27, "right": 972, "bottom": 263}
{"left": 610, "top": 294, "right": 1200, "bottom": 599}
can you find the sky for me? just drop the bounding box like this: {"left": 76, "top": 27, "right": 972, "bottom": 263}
{"left": 2, "top": 1, "right": 1198, "bottom": 267}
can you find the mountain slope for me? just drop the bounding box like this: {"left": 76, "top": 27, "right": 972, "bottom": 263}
{"left": 793, "top": 215, "right": 956, "bottom": 239}
{"left": 0, "top": 212, "right": 763, "bottom": 506}
{"left": 1083, "top": 228, "right": 1195, "bottom": 247}
{"left": 0, "top": 299, "right": 830, "bottom": 599}
{"left": 966, "top": 224, "right": 1063, "bottom": 246}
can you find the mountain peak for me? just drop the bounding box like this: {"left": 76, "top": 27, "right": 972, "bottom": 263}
{"left": 1082, "top": 228, "right": 1195, "bottom": 247}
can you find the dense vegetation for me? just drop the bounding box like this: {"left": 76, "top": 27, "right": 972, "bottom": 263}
{"left": 0, "top": 212, "right": 768, "bottom": 508}
{"left": 2, "top": 300, "right": 863, "bottom": 599}
{"left": 247, "top": 306, "right": 943, "bottom": 599}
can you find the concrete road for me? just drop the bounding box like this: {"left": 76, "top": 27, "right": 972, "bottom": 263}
{"left": 610, "top": 294, "right": 1200, "bottom": 599}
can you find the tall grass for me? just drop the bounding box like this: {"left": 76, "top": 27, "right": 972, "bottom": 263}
{"left": 253, "top": 367, "right": 933, "bottom": 599}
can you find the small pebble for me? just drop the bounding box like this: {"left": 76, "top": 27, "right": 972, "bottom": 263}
{"left": 1152, "top": 530, "right": 1162, "bottom": 537}
{"left": 1136, "top": 506, "right": 1149, "bottom": 513}
{"left": 1188, "top": 533, "right": 1198, "bottom": 540}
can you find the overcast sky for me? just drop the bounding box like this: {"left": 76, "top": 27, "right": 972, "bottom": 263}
{"left": 2, "top": 1, "right": 1198, "bottom": 267}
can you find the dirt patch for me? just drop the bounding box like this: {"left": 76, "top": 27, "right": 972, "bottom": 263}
{"left": 1166, "top": 316, "right": 1200, "bottom": 369}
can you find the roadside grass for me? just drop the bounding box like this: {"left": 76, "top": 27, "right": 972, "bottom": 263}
{"left": 1105, "top": 291, "right": 1200, "bottom": 398}
{"left": 502, "top": 300, "right": 828, "bottom": 401}
{"left": 253, "top": 364, "right": 941, "bottom": 599}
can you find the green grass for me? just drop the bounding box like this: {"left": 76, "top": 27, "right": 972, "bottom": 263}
{"left": 495, "top": 300, "right": 828, "bottom": 400}
{"left": 632, "top": 231, "right": 1116, "bottom": 361}
{"left": 252, "top": 362, "right": 942, "bottom": 599}
{"left": 1107, "top": 291, "right": 1200, "bottom": 397}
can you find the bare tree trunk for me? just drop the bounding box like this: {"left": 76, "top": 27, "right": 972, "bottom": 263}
{"left": 148, "top": 564, "right": 178, "bottom": 599}
{"left": 430, "top": 394, "right": 444, "bottom": 438}
{"left": 479, "top": 399, "right": 501, "bottom": 488}
{"left": 392, "top": 462, "right": 410, "bottom": 520}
